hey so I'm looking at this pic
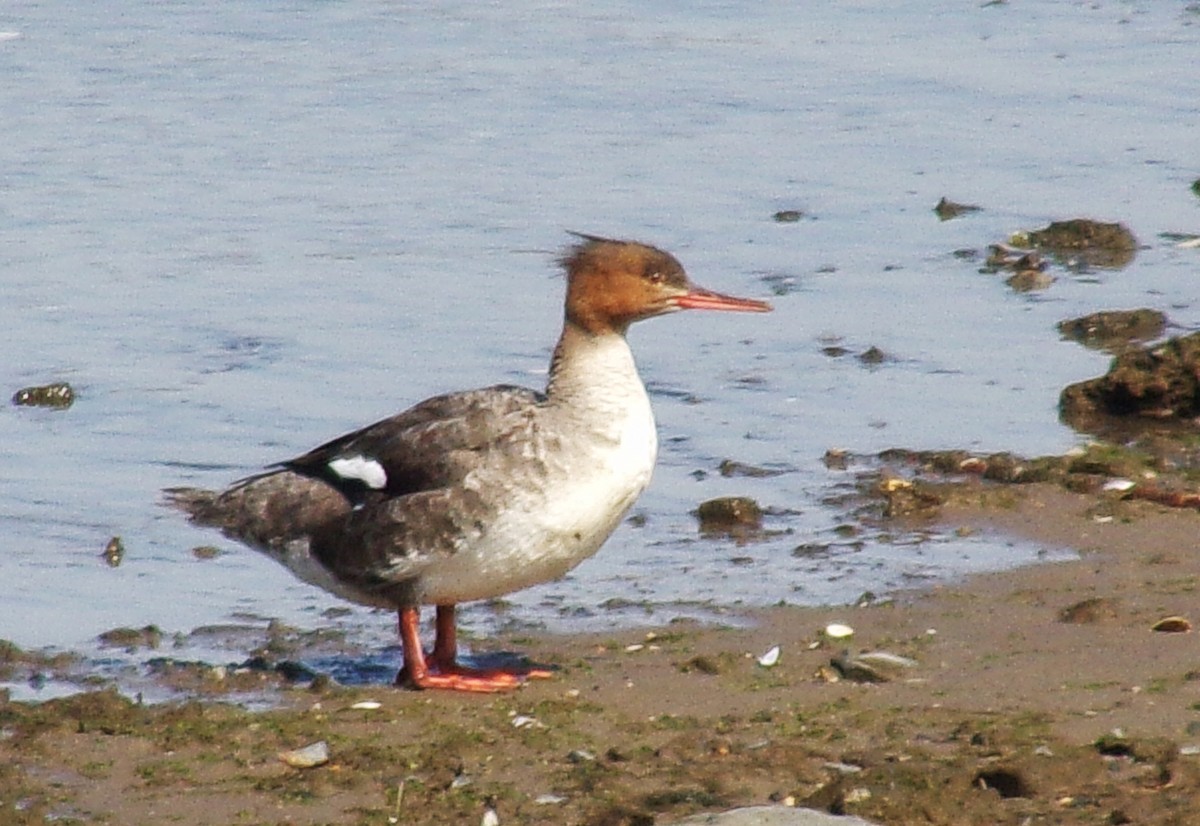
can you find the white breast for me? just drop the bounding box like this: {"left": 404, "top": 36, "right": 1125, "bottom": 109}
{"left": 414, "top": 331, "right": 659, "bottom": 605}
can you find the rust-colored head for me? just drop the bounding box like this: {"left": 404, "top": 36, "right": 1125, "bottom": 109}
{"left": 560, "top": 234, "right": 771, "bottom": 334}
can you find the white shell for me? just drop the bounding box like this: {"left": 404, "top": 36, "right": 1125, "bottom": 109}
{"left": 757, "top": 645, "right": 781, "bottom": 667}
{"left": 481, "top": 809, "right": 500, "bottom": 826}
{"left": 350, "top": 700, "right": 382, "bottom": 710}
{"left": 825, "top": 623, "right": 855, "bottom": 639}
{"left": 1102, "top": 478, "right": 1136, "bottom": 492}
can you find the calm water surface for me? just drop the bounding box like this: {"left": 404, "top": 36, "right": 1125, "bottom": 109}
{"left": 3, "top": 1, "right": 1198, "bottom": 690}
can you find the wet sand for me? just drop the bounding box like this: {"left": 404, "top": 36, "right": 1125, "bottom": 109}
{"left": 2, "top": 483, "right": 1199, "bottom": 825}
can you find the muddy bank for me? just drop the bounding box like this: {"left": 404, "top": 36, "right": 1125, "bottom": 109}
{"left": 4, "top": 483, "right": 1200, "bottom": 825}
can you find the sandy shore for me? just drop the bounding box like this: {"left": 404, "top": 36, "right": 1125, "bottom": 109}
{"left": 2, "top": 483, "right": 1198, "bottom": 825}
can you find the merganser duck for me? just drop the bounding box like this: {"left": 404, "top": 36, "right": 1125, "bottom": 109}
{"left": 165, "top": 234, "right": 771, "bottom": 692}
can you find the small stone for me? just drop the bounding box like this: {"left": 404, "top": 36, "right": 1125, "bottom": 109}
{"left": 933, "top": 197, "right": 982, "bottom": 221}
{"left": 12, "top": 382, "right": 75, "bottom": 409}
{"left": 192, "top": 545, "right": 222, "bottom": 560}
{"left": 695, "top": 496, "right": 763, "bottom": 536}
{"left": 278, "top": 740, "right": 329, "bottom": 768}
{"left": 831, "top": 650, "right": 917, "bottom": 683}
{"left": 857, "top": 346, "right": 887, "bottom": 365}
{"left": 101, "top": 537, "right": 124, "bottom": 567}
{"left": 844, "top": 787, "right": 872, "bottom": 804}
{"left": 718, "top": 459, "right": 785, "bottom": 478}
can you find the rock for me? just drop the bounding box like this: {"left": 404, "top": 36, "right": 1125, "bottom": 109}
{"left": 12, "top": 381, "right": 75, "bottom": 409}
{"left": 1005, "top": 269, "right": 1054, "bottom": 292}
{"left": 984, "top": 244, "right": 1046, "bottom": 275}
{"left": 772, "top": 210, "right": 804, "bottom": 223}
{"left": 718, "top": 459, "right": 785, "bottom": 478}
{"left": 933, "top": 197, "right": 981, "bottom": 221}
{"left": 877, "top": 477, "right": 943, "bottom": 518}
{"left": 857, "top": 346, "right": 887, "bottom": 366}
{"left": 830, "top": 650, "right": 917, "bottom": 683}
{"left": 696, "top": 497, "right": 764, "bottom": 537}
{"left": 1059, "top": 332, "right": 1200, "bottom": 433}
{"left": 1057, "top": 309, "right": 1166, "bottom": 351}
{"left": 101, "top": 537, "right": 124, "bottom": 568}
{"left": 278, "top": 740, "right": 329, "bottom": 768}
{"left": 1013, "top": 218, "right": 1138, "bottom": 269}
{"left": 666, "top": 805, "right": 879, "bottom": 825}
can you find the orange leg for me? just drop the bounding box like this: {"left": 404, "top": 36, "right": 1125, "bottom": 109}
{"left": 395, "top": 605, "right": 551, "bottom": 693}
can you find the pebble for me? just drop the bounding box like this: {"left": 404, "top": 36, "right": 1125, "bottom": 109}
{"left": 831, "top": 650, "right": 917, "bottom": 683}
{"left": 11, "top": 381, "right": 75, "bottom": 409}
{"left": 278, "top": 740, "right": 329, "bottom": 768}
{"left": 665, "top": 805, "right": 881, "bottom": 825}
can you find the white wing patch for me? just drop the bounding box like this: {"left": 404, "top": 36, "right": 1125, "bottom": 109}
{"left": 328, "top": 455, "right": 388, "bottom": 489}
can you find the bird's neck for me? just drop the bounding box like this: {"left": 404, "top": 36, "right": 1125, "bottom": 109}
{"left": 546, "top": 320, "right": 646, "bottom": 412}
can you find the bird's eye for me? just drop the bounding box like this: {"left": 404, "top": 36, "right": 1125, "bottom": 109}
{"left": 646, "top": 271, "right": 664, "bottom": 284}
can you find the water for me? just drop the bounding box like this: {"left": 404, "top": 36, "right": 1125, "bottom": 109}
{"left": 2, "top": 1, "right": 1198, "bottom": 684}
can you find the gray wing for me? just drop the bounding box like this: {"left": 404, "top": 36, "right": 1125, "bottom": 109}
{"left": 282, "top": 384, "right": 544, "bottom": 503}
{"left": 166, "top": 383, "right": 546, "bottom": 603}
{"left": 295, "top": 384, "right": 546, "bottom": 596}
